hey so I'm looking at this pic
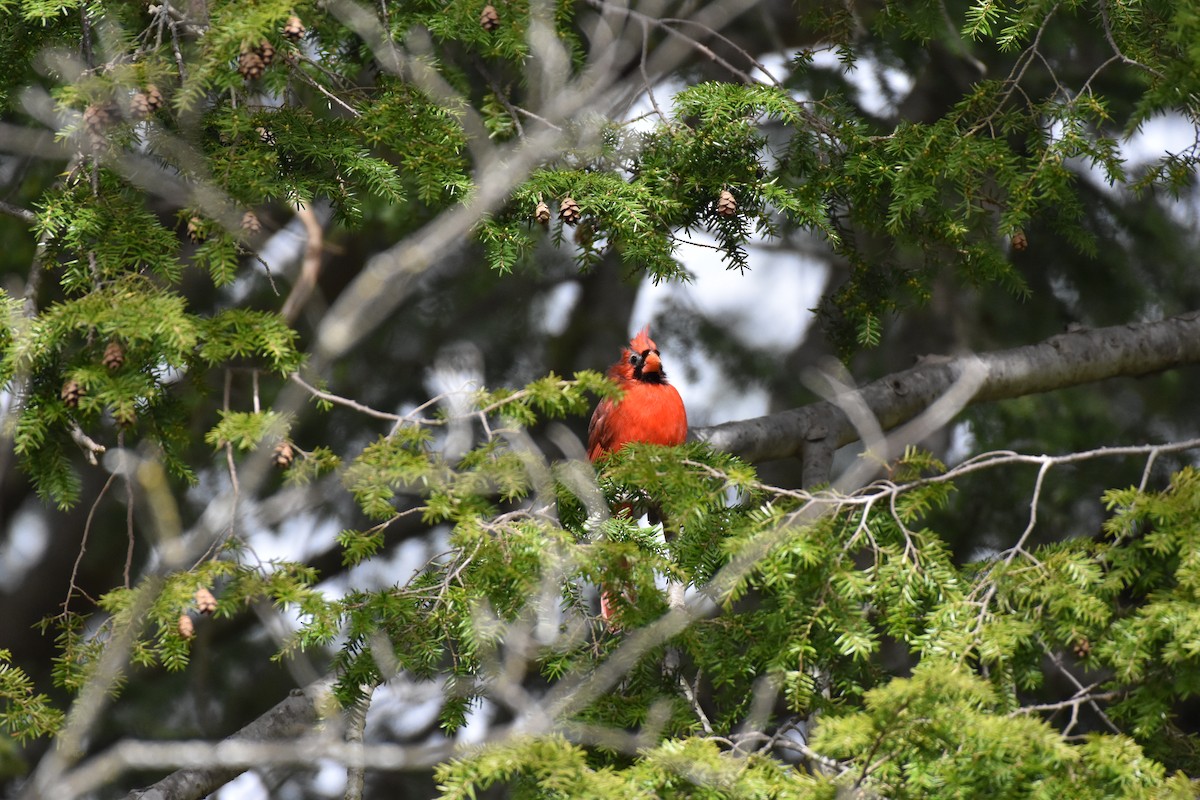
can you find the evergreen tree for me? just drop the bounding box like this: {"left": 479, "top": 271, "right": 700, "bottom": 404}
{"left": 1, "top": 0, "right": 1200, "bottom": 797}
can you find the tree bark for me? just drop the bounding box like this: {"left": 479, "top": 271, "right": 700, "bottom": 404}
{"left": 693, "top": 311, "right": 1200, "bottom": 470}
{"left": 126, "top": 679, "right": 329, "bottom": 800}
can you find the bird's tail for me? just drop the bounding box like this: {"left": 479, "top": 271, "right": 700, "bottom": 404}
{"left": 600, "top": 501, "right": 638, "bottom": 626}
{"left": 600, "top": 555, "right": 636, "bottom": 625}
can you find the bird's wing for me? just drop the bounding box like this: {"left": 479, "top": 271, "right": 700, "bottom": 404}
{"left": 587, "top": 396, "right": 617, "bottom": 462}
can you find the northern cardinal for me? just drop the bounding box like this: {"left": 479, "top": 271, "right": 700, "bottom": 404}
{"left": 587, "top": 325, "right": 688, "bottom": 621}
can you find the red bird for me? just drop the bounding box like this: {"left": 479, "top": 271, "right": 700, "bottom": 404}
{"left": 587, "top": 325, "right": 687, "bottom": 622}
{"left": 587, "top": 325, "right": 688, "bottom": 462}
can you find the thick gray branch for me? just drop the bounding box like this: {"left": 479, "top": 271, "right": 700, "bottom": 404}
{"left": 694, "top": 311, "right": 1200, "bottom": 467}
{"left": 106, "top": 677, "right": 450, "bottom": 800}
{"left": 124, "top": 679, "right": 330, "bottom": 800}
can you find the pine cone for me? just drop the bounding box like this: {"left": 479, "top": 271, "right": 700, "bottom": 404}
{"left": 238, "top": 49, "right": 266, "bottom": 81}
{"left": 113, "top": 406, "right": 137, "bottom": 428}
{"left": 480, "top": 4, "right": 500, "bottom": 31}
{"left": 559, "top": 196, "right": 581, "bottom": 225}
{"left": 195, "top": 587, "right": 218, "bottom": 615}
{"left": 717, "top": 189, "right": 737, "bottom": 217}
{"left": 186, "top": 215, "right": 206, "bottom": 241}
{"left": 1011, "top": 228, "right": 1028, "bottom": 252}
{"left": 534, "top": 199, "right": 550, "bottom": 225}
{"left": 1072, "top": 637, "right": 1091, "bottom": 659}
{"left": 256, "top": 126, "right": 277, "bottom": 146}
{"left": 82, "top": 103, "right": 113, "bottom": 135}
{"left": 241, "top": 211, "right": 262, "bottom": 234}
{"left": 143, "top": 84, "right": 165, "bottom": 112}
{"left": 574, "top": 221, "right": 594, "bottom": 248}
{"left": 82, "top": 103, "right": 114, "bottom": 149}
{"left": 282, "top": 15, "right": 306, "bottom": 41}
{"left": 130, "top": 91, "right": 153, "bottom": 120}
{"left": 273, "top": 441, "right": 295, "bottom": 468}
{"left": 61, "top": 379, "right": 84, "bottom": 408}
{"left": 256, "top": 39, "right": 276, "bottom": 66}
{"left": 102, "top": 341, "right": 125, "bottom": 371}
{"left": 178, "top": 614, "right": 195, "bottom": 639}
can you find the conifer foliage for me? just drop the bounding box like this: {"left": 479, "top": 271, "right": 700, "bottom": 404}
{"left": 1, "top": 0, "right": 1200, "bottom": 797}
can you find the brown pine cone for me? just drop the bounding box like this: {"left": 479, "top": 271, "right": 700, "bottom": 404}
{"left": 1011, "top": 228, "right": 1028, "bottom": 252}
{"left": 143, "top": 84, "right": 165, "bottom": 112}
{"left": 534, "top": 199, "right": 550, "bottom": 225}
{"left": 256, "top": 39, "right": 276, "bottom": 66}
{"left": 130, "top": 92, "right": 153, "bottom": 120}
{"left": 186, "top": 215, "right": 206, "bottom": 241}
{"left": 717, "top": 189, "right": 737, "bottom": 217}
{"left": 82, "top": 103, "right": 113, "bottom": 136}
{"left": 238, "top": 49, "right": 266, "bottom": 80}
{"left": 574, "top": 221, "right": 594, "bottom": 248}
{"left": 82, "top": 103, "right": 114, "bottom": 150}
{"left": 178, "top": 614, "right": 195, "bottom": 639}
{"left": 480, "top": 4, "right": 500, "bottom": 31}
{"left": 102, "top": 341, "right": 125, "bottom": 371}
{"left": 273, "top": 441, "right": 295, "bottom": 468}
{"left": 241, "top": 211, "right": 262, "bottom": 234}
{"left": 559, "top": 196, "right": 581, "bottom": 225}
{"left": 282, "top": 15, "right": 306, "bottom": 41}
{"left": 195, "top": 587, "right": 218, "bottom": 615}
{"left": 61, "top": 379, "right": 84, "bottom": 408}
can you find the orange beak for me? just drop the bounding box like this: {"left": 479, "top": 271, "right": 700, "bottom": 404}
{"left": 643, "top": 351, "right": 662, "bottom": 373}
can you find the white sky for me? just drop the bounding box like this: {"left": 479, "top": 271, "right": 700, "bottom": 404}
{"left": 628, "top": 238, "right": 824, "bottom": 425}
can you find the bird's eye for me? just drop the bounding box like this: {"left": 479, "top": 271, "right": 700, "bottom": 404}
{"left": 629, "top": 353, "right": 641, "bottom": 366}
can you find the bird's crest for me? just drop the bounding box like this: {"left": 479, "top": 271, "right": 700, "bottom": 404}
{"left": 629, "top": 325, "right": 657, "bottom": 353}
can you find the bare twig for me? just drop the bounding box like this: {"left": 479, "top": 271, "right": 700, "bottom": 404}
{"left": 280, "top": 204, "right": 327, "bottom": 323}
{"left": 1046, "top": 652, "right": 1123, "bottom": 736}
{"left": 676, "top": 670, "right": 713, "bottom": 735}
{"left": 1013, "top": 684, "right": 1122, "bottom": 737}
{"left": 0, "top": 198, "right": 36, "bottom": 223}
{"left": 288, "top": 57, "right": 363, "bottom": 117}
{"left": 290, "top": 372, "right": 403, "bottom": 421}
{"left": 1097, "top": 0, "right": 1163, "bottom": 78}
{"left": 63, "top": 472, "right": 119, "bottom": 614}
{"left": 69, "top": 424, "right": 107, "bottom": 466}
{"left": 584, "top": 0, "right": 774, "bottom": 87}
{"left": 121, "top": 431, "right": 136, "bottom": 589}
{"left": 218, "top": 371, "right": 241, "bottom": 563}
{"left": 159, "top": 0, "right": 190, "bottom": 81}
